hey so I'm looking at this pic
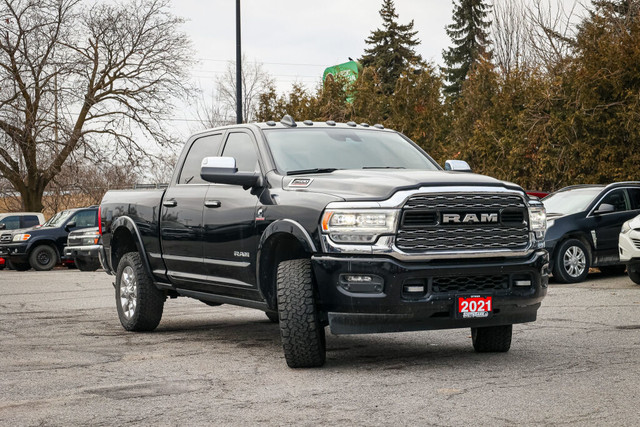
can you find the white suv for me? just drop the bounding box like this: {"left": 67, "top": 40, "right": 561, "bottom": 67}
{"left": 619, "top": 214, "right": 640, "bottom": 284}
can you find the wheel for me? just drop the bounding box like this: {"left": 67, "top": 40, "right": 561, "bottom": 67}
{"left": 599, "top": 265, "right": 626, "bottom": 275}
{"left": 29, "top": 245, "right": 58, "bottom": 271}
{"left": 628, "top": 266, "right": 640, "bottom": 285}
{"left": 553, "top": 239, "right": 590, "bottom": 283}
{"left": 115, "top": 252, "right": 165, "bottom": 331}
{"left": 277, "top": 258, "right": 326, "bottom": 368}
{"left": 472, "top": 325, "right": 513, "bottom": 352}
{"left": 266, "top": 311, "right": 279, "bottom": 323}
{"left": 75, "top": 258, "right": 100, "bottom": 272}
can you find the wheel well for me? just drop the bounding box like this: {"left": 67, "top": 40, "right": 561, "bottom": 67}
{"left": 111, "top": 226, "right": 138, "bottom": 270}
{"left": 28, "top": 241, "right": 59, "bottom": 261}
{"left": 258, "top": 233, "right": 309, "bottom": 310}
{"left": 556, "top": 233, "right": 593, "bottom": 263}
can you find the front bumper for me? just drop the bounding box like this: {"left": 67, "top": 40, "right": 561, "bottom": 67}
{"left": 619, "top": 229, "right": 640, "bottom": 266}
{"left": 0, "top": 242, "right": 29, "bottom": 263}
{"left": 312, "top": 250, "right": 549, "bottom": 335}
{"left": 64, "top": 244, "right": 101, "bottom": 262}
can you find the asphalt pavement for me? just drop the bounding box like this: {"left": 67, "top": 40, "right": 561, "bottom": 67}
{"left": 1, "top": 268, "right": 639, "bottom": 426}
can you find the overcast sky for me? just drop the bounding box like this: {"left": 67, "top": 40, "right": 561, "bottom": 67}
{"left": 175, "top": 0, "right": 452, "bottom": 93}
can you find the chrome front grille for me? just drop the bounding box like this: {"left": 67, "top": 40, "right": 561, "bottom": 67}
{"left": 404, "top": 193, "right": 526, "bottom": 210}
{"left": 396, "top": 193, "right": 530, "bottom": 252}
{"left": 0, "top": 233, "right": 11, "bottom": 243}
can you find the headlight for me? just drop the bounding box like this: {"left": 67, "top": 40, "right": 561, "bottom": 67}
{"left": 12, "top": 233, "right": 31, "bottom": 242}
{"left": 321, "top": 209, "right": 399, "bottom": 244}
{"left": 73, "top": 230, "right": 100, "bottom": 246}
{"left": 621, "top": 220, "right": 631, "bottom": 234}
{"left": 528, "top": 205, "right": 547, "bottom": 240}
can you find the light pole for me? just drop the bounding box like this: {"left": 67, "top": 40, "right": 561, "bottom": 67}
{"left": 236, "top": 0, "right": 242, "bottom": 124}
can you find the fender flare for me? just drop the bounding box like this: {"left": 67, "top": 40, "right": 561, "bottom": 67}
{"left": 109, "top": 216, "right": 154, "bottom": 279}
{"left": 258, "top": 219, "right": 318, "bottom": 254}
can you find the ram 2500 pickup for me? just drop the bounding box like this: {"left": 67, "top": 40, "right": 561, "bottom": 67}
{"left": 99, "top": 116, "right": 548, "bottom": 368}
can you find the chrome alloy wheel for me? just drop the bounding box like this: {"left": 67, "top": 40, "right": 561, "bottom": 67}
{"left": 120, "top": 265, "right": 138, "bottom": 320}
{"left": 563, "top": 245, "right": 586, "bottom": 278}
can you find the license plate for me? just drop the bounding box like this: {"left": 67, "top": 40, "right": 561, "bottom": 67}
{"left": 458, "top": 296, "right": 492, "bottom": 318}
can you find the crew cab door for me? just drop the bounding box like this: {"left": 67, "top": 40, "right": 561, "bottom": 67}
{"left": 160, "top": 132, "right": 224, "bottom": 286}
{"left": 202, "top": 131, "right": 264, "bottom": 293}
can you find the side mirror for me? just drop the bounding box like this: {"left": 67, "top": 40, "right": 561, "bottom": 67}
{"left": 444, "top": 160, "right": 472, "bottom": 172}
{"left": 594, "top": 203, "right": 615, "bottom": 215}
{"left": 0, "top": 223, "right": 5, "bottom": 230}
{"left": 65, "top": 221, "right": 76, "bottom": 231}
{"left": 200, "top": 157, "right": 260, "bottom": 187}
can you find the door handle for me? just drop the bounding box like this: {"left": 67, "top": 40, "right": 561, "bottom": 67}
{"left": 204, "top": 200, "right": 221, "bottom": 208}
{"left": 162, "top": 199, "right": 177, "bottom": 207}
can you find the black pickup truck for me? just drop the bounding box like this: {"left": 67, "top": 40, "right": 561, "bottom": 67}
{"left": 99, "top": 116, "right": 548, "bottom": 368}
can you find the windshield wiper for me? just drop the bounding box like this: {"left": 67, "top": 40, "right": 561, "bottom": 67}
{"left": 362, "top": 166, "right": 406, "bottom": 169}
{"left": 287, "top": 168, "right": 341, "bottom": 176}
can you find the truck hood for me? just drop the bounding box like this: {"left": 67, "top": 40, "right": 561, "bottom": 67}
{"left": 281, "top": 169, "right": 524, "bottom": 201}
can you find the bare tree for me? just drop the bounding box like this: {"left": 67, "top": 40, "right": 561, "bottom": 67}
{"left": 525, "top": 0, "right": 583, "bottom": 70}
{"left": 214, "top": 54, "right": 274, "bottom": 124}
{"left": 492, "top": 0, "right": 533, "bottom": 75}
{"left": 0, "top": 0, "right": 194, "bottom": 212}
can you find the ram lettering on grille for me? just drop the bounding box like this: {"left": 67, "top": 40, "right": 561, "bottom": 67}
{"left": 397, "top": 193, "right": 530, "bottom": 252}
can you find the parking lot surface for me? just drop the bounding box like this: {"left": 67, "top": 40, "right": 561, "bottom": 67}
{"left": 1, "top": 269, "right": 639, "bottom": 426}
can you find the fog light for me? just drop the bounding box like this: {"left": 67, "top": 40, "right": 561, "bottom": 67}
{"left": 339, "top": 274, "right": 384, "bottom": 294}
{"left": 404, "top": 285, "right": 425, "bottom": 293}
{"left": 514, "top": 280, "right": 531, "bottom": 287}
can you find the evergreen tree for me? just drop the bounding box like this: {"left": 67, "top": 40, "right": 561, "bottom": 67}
{"left": 442, "top": 0, "right": 492, "bottom": 98}
{"left": 360, "top": 0, "right": 422, "bottom": 95}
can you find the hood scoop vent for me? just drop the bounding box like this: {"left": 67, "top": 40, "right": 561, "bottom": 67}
{"left": 289, "top": 178, "right": 313, "bottom": 188}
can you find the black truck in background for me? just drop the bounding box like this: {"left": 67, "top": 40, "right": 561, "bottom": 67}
{"left": 99, "top": 116, "right": 548, "bottom": 368}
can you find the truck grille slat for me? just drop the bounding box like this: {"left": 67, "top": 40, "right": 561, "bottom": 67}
{"left": 432, "top": 275, "right": 509, "bottom": 293}
{"left": 0, "top": 234, "right": 11, "bottom": 243}
{"left": 396, "top": 193, "right": 530, "bottom": 252}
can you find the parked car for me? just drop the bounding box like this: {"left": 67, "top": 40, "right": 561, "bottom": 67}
{"left": 0, "top": 212, "right": 45, "bottom": 231}
{"left": 0, "top": 206, "right": 98, "bottom": 271}
{"left": 543, "top": 182, "right": 640, "bottom": 283}
{"left": 64, "top": 227, "right": 102, "bottom": 271}
{"left": 619, "top": 214, "right": 640, "bottom": 284}
{"left": 526, "top": 191, "right": 549, "bottom": 199}
{"left": 0, "top": 212, "right": 46, "bottom": 270}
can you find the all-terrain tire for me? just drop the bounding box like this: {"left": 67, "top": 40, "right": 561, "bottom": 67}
{"left": 115, "top": 252, "right": 165, "bottom": 331}
{"left": 277, "top": 258, "right": 326, "bottom": 368}
{"left": 29, "top": 245, "right": 58, "bottom": 271}
{"left": 75, "top": 258, "right": 100, "bottom": 272}
{"left": 472, "top": 325, "right": 513, "bottom": 352}
{"left": 553, "top": 239, "right": 590, "bottom": 283}
{"left": 628, "top": 266, "right": 640, "bottom": 285}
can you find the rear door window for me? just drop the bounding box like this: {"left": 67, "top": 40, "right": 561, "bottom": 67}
{"left": 179, "top": 133, "right": 224, "bottom": 184}
{"left": 627, "top": 188, "right": 640, "bottom": 210}
{"left": 21, "top": 215, "right": 40, "bottom": 228}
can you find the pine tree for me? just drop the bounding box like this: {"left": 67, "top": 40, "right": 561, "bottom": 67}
{"left": 360, "top": 0, "right": 422, "bottom": 95}
{"left": 442, "top": 0, "right": 492, "bottom": 98}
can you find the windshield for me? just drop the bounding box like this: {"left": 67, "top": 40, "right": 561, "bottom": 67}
{"left": 543, "top": 188, "right": 602, "bottom": 216}
{"left": 263, "top": 128, "right": 439, "bottom": 174}
{"left": 44, "top": 210, "right": 73, "bottom": 227}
